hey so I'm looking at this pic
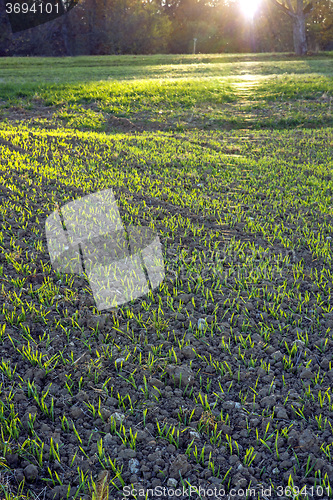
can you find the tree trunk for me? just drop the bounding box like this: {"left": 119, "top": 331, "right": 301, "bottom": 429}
{"left": 268, "top": 0, "right": 313, "bottom": 56}
{"left": 0, "top": 0, "right": 13, "bottom": 56}
{"left": 292, "top": 11, "right": 307, "bottom": 55}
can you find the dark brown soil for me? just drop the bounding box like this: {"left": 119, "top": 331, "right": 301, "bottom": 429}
{"left": 0, "top": 127, "right": 332, "bottom": 500}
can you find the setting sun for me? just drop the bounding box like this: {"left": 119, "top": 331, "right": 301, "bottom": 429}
{"left": 239, "top": 0, "right": 261, "bottom": 19}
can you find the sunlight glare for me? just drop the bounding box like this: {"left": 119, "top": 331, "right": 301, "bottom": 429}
{"left": 239, "top": 0, "right": 260, "bottom": 19}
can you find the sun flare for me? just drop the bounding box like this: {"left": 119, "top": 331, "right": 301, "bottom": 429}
{"left": 239, "top": 0, "right": 260, "bottom": 19}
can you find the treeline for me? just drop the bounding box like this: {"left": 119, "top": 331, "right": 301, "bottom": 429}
{"left": 7, "top": 0, "right": 333, "bottom": 56}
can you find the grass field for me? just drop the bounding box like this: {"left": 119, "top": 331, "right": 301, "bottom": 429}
{"left": 0, "top": 52, "right": 333, "bottom": 500}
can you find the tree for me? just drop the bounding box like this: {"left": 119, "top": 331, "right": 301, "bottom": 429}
{"left": 255, "top": 0, "right": 293, "bottom": 52}
{"left": 1, "top": 0, "right": 80, "bottom": 56}
{"left": 308, "top": 0, "right": 333, "bottom": 51}
{"left": 268, "top": 0, "right": 315, "bottom": 55}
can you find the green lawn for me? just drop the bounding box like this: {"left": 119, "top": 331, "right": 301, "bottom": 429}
{"left": 0, "top": 52, "right": 332, "bottom": 130}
